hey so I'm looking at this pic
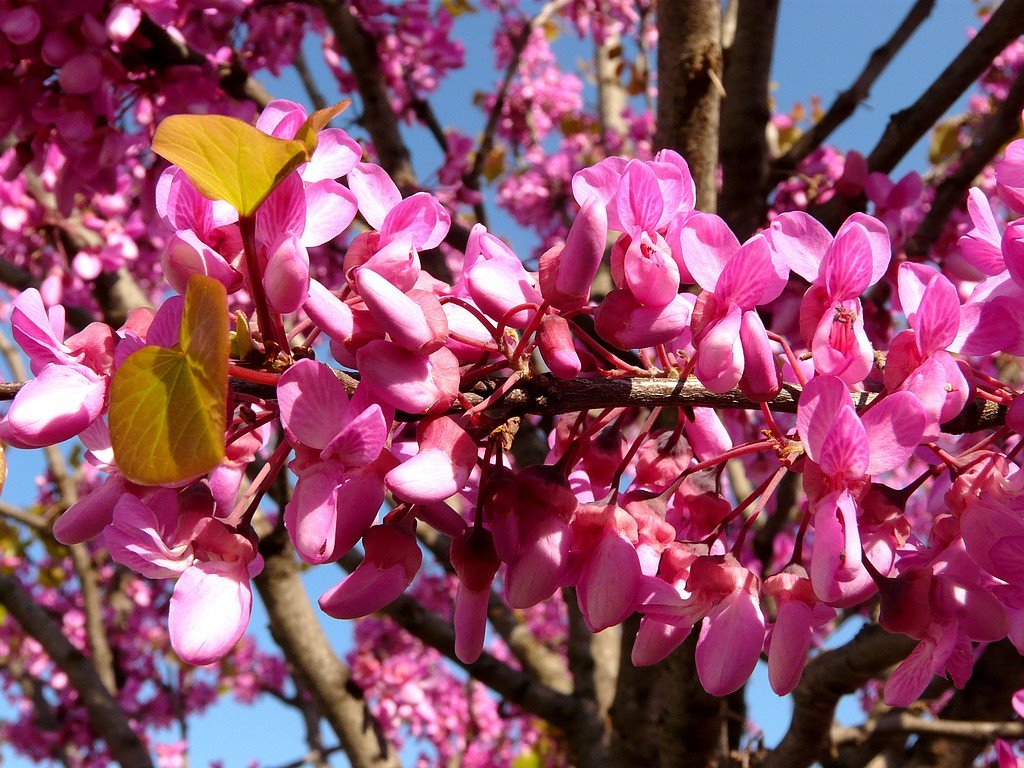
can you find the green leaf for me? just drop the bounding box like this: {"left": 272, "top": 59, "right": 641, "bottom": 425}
{"left": 294, "top": 100, "right": 351, "bottom": 155}
{"left": 152, "top": 114, "right": 308, "bottom": 216}
{"left": 109, "top": 275, "right": 229, "bottom": 486}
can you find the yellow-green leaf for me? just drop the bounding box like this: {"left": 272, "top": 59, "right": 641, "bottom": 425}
{"left": 152, "top": 114, "right": 308, "bottom": 216}
{"left": 294, "top": 100, "right": 351, "bottom": 155}
{"left": 109, "top": 275, "right": 229, "bottom": 486}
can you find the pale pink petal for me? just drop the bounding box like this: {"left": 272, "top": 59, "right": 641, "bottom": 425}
{"left": 677, "top": 213, "right": 739, "bottom": 292}
{"left": 380, "top": 192, "right": 451, "bottom": 250}
{"left": 623, "top": 234, "right": 680, "bottom": 308}
{"left": 996, "top": 139, "right": 1024, "bottom": 215}
{"left": 162, "top": 230, "right": 243, "bottom": 296}
{"left": 10, "top": 288, "right": 72, "bottom": 368}
{"left": 323, "top": 403, "right": 388, "bottom": 466}
{"left": 840, "top": 213, "right": 891, "bottom": 287}
{"left": 571, "top": 156, "right": 628, "bottom": 231}
{"left": 385, "top": 448, "right": 462, "bottom": 504}
{"left": 766, "top": 211, "right": 831, "bottom": 283}
{"left": 169, "top": 561, "right": 252, "bottom": 665}
{"left": 303, "top": 128, "right": 361, "bottom": 182}
{"left": 105, "top": 495, "right": 191, "bottom": 578}
{"left": 263, "top": 235, "right": 310, "bottom": 314}
{"left": 348, "top": 162, "right": 402, "bottom": 230}
{"left": 695, "top": 304, "right": 743, "bottom": 393}
{"left": 256, "top": 172, "right": 305, "bottom": 245}
{"left": 5, "top": 363, "right": 105, "bottom": 447}
{"left": 958, "top": 188, "right": 1005, "bottom": 275}
{"left": 354, "top": 267, "right": 442, "bottom": 353}
{"left": 301, "top": 180, "right": 357, "bottom": 247}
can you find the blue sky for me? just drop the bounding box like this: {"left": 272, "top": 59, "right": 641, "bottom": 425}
{"left": 0, "top": 1, "right": 992, "bottom": 765}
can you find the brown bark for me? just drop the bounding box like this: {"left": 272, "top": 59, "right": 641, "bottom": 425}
{"left": 255, "top": 525, "right": 401, "bottom": 768}
{"left": 718, "top": 0, "right": 780, "bottom": 240}
{"left": 656, "top": 0, "right": 722, "bottom": 212}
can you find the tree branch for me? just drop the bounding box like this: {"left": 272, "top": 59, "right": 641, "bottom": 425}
{"left": 718, "top": 0, "right": 780, "bottom": 240}
{"left": 656, "top": 0, "right": 723, "bottom": 212}
{"left": 0, "top": 573, "right": 155, "bottom": 768}
{"left": 832, "top": 713, "right": 1024, "bottom": 745}
{"left": 764, "top": 624, "right": 916, "bottom": 768}
{"left": 773, "top": 0, "right": 936, "bottom": 174}
{"left": 254, "top": 525, "right": 401, "bottom": 768}
{"left": 866, "top": 0, "right": 1024, "bottom": 176}
{"left": 906, "top": 66, "right": 1024, "bottom": 257}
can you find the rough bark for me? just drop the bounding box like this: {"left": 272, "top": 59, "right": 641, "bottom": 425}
{"left": 255, "top": 526, "right": 401, "bottom": 768}
{"left": 656, "top": 0, "right": 722, "bottom": 212}
{"left": 718, "top": 0, "right": 780, "bottom": 240}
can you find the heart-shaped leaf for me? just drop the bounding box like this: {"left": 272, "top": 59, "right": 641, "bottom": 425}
{"left": 294, "top": 100, "right": 351, "bottom": 155}
{"left": 153, "top": 114, "right": 308, "bottom": 216}
{"left": 109, "top": 275, "right": 229, "bottom": 485}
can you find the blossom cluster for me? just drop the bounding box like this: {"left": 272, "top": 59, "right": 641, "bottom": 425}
{"left": 5, "top": 94, "right": 1024, "bottom": 730}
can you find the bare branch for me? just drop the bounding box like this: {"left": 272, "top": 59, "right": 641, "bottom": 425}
{"left": 773, "top": 0, "right": 936, "bottom": 174}
{"left": 718, "top": 0, "right": 780, "bottom": 240}
{"left": 255, "top": 525, "right": 401, "bottom": 768}
{"left": 867, "top": 0, "right": 1024, "bottom": 175}
{"left": 764, "top": 624, "right": 915, "bottom": 768}
{"left": 833, "top": 713, "right": 1024, "bottom": 745}
{"left": 906, "top": 66, "right": 1024, "bottom": 257}
{"left": 0, "top": 573, "right": 155, "bottom": 768}
{"left": 656, "top": 0, "right": 722, "bottom": 211}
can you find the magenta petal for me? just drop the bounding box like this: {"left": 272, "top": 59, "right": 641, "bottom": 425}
{"left": 256, "top": 172, "right": 305, "bottom": 245}
{"left": 333, "top": 467, "right": 386, "bottom": 555}
{"left": 695, "top": 304, "right": 743, "bottom": 393}
{"left": 285, "top": 462, "right": 343, "bottom": 564}
{"left": 354, "top": 267, "right": 440, "bottom": 352}
{"left": 54, "top": 473, "right": 126, "bottom": 545}
{"left": 454, "top": 586, "right": 490, "bottom": 664}
{"left": 615, "top": 160, "right": 664, "bottom": 236}
{"left": 162, "top": 230, "right": 242, "bottom": 296}
{"left": 277, "top": 359, "right": 349, "bottom": 450}
{"left": 818, "top": 405, "right": 869, "bottom": 480}
{"left": 323, "top": 403, "right": 388, "bottom": 466}
{"left": 959, "top": 188, "right": 1005, "bottom": 275}
{"left": 767, "top": 599, "right": 814, "bottom": 695}
{"left": 304, "top": 279, "right": 354, "bottom": 343}
{"left": 357, "top": 341, "right": 460, "bottom": 414}
{"left": 105, "top": 495, "right": 191, "bottom": 578}
{"left": 631, "top": 618, "right": 692, "bottom": 666}
{"left": 11, "top": 288, "right": 72, "bottom": 368}
{"left": 861, "top": 391, "right": 926, "bottom": 475}
{"left": 255, "top": 99, "right": 307, "bottom": 138}
{"left": 883, "top": 638, "right": 939, "bottom": 707}
{"left": 810, "top": 492, "right": 862, "bottom": 602}
{"left": 169, "top": 561, "right": 252, "bottom": 665}
{"left": 797, "top": 377, "right": 853, "bottom": 463}
{"left": 505, "top": 514, "right": 571, "bottom": 608}
{"left": 717, "top": 235, "right": 783, "bottom": 309}
{"left": 623, "top": 235, "right": 679, "bottom": 308}
{"left": 695, "top": 592, "right": 764, "bottom": 696}
{"left": 539, "top": 198, "right": 607, "bottom": 310}
{"left": 577, "top": 530, "right": 643, "bottom": 632}
{"left": 739, "top": 310, "right": 779, "bottom": 399}
{"left": 319, "top": 563, "right": 409, "bottom": 619}
{"left": 380, "top": 192, "right": 450, "bottom": 251}
{"left": 823, "top": 222, "right": 874, "bottom": 301}
{"left": 595, "top": 290, "right": 693, "bottom": 349}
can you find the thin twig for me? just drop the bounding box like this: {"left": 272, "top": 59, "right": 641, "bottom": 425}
{"left": 832, "top": 714, "right": 1024, "bottom": 745}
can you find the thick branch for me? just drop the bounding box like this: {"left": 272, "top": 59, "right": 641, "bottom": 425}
{"left": 773, "top": 0, "right": 936, "bottom": 174}
{"left": 906, "top": 66, "right": 1024, "bottom": 257}
{"left": 254, "top": 526, "right": 400, "bottom": 768}
{"left": 764, "top": 624, "right": 915, "bottom": 768}
{"left": 0, "top": 573, "right": 155, "bottom": 768}
{"left": 717, "top": 0, "right": 780, "bottom": 240}
{"left": 867, "top": 0, "right": 1024, "bottom": 175}
{"left": 656, "top": 0, "right": 722, "bottom": 212}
